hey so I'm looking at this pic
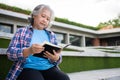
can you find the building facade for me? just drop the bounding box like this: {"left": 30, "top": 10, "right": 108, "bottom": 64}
{"left": 1, "top": 9, "right": 120, "bottom": 47}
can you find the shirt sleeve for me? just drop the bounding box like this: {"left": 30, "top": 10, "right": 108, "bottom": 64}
{"left": 6, "top": 28, "right": 27, "bottom": 62}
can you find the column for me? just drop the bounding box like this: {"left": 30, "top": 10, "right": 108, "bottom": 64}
{"left": 13, "top": 24, "right": 17, "bottom": 34}
{"left": 81, "top": 36, "right": 86, "bottom": 47}
{"left": 66, "top": 33, "right": 70, "bottom": 44}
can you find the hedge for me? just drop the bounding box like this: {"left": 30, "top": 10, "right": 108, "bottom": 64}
{"left": 0, "top": 55, "right": 120, "bottom": 80}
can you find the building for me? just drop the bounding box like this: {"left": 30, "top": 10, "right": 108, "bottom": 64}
{"left": 0, "top": 8, "right": 120, "bottom": 47}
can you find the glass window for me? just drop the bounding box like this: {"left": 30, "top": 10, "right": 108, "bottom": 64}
{"left": 85, "top": 37, "right": 94, "bottom": 46}
{"left": 55, "top": 32, "right": 65, "bottom": 44}
{"left": 70, "top": 35, "right": 81, "bottom": 46}
{"left": 0, "top": 23, "right": 13, "bottom": 33}
{"left": 17, "top": 25, "right": 24, "bottom": 29}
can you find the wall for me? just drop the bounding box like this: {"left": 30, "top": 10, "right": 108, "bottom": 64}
{"left": 0, "top": 55, "right": 120, "bottom": 80}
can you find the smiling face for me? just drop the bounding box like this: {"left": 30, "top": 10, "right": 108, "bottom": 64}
{"left": 33, "top": 8, "right": 51, "bottom": 30}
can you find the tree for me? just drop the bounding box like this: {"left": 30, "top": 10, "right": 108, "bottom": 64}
{"left": 97, "top": 15, "right": 120, "bottom": 29}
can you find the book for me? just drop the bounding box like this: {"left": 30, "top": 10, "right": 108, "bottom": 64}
{"left": 33, "top": 41, "right": 70, "bottom": 58}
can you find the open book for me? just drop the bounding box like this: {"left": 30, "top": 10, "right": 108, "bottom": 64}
{"left": 33, "top": 41, "right": 70, "bottom": 58}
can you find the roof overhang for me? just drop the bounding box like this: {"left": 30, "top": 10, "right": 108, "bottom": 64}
{"left": 1, "top": 9, "right": 120, "bottom": 35}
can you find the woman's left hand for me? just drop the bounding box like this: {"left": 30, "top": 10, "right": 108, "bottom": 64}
{"left": 44, "top": 50, "right": 61, "bottom": 62}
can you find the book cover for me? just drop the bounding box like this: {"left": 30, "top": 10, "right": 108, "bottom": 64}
{"left": 33, "top": 41, "right": 65, "bottom": 58}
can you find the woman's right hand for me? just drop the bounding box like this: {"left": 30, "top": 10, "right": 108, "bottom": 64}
{"left": 29, "top": 44, "right": 44, "bottom": 54}
{"left": 23, "top": 44, "right": 44, "bottom": 57}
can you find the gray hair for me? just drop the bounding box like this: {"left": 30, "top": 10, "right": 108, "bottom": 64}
{"left": 28, "top": 4, "right": 54, "bottom": 28}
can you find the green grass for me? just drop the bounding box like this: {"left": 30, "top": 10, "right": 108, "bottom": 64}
{"left": 102, "top": 51, "right": 120, "bottom": 53}
{"left": 63, "top": 48, "right": 82, "bottom": 51}
{"left": 0, "top": 55, "right": 12, "bottom": 80}
{"left": 0, "top": 55, "right": 120, "bottom": 80}
{"left": 0, "top": 38, "right": 10, "bottom": 48}
{"left": 94, "top": 47, "right": 120, "bottom": 54}
{"left": 59, "top": 56, "right": 120, "bottom": 73}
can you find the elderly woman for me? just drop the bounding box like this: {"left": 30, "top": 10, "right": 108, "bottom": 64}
{"left": 6, "top": 4, "right": 70, "bottom": 80}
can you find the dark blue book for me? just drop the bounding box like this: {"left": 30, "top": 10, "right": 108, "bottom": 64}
{"left": 33, "top": 41, "right": 70, "bottom": 58}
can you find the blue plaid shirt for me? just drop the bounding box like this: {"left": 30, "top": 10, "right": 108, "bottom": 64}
{"left": 6, "top": 26, "right": 62, "bottom": 80}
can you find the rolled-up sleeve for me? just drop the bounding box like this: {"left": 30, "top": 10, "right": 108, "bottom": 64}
{"left": 6, "top": 29, "right": 27, "bottom": 62}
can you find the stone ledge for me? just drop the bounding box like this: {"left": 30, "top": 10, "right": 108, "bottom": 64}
{"left": 0, "top": 48, "right": 7, "bottom": 55}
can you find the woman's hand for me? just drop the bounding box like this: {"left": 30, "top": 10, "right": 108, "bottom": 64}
{"left": 44, "top": 50, "right": 61, "bottom": 62}
{"left": 29, "top": 44, "right": 44, "bottom": 54}
{"left": 23, "top": 44, "right": 44, "bottom": 57}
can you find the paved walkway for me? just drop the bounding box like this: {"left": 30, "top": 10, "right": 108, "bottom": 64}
{"left": 68, "top": 68, "right": 120, "bottom": 80}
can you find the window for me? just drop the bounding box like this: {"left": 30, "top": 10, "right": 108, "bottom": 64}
{"left": 55, "top": 32, "right": 66, "bottom": 44}
{"left": 70, "top": 35, "right": 81, "bottom": 46}
{"left": 17, "top": 25, "right": 24, "bottom": 29}
{"left": 0, "top": 23, "right": 13, "bottom": 33}
{"left": 85, "top": 37, "right": 94, "bottom": 46}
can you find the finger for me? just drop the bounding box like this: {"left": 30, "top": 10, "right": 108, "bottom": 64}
{"left": 32, "top": 47, "right": 44, "bottom": 53}
{"left": 53, "top": 50, "right": 60, "bottom": 55}
{"left": 33, "top": 44, "right": 43, "bottom": 48}
{"left": 53, "top": 50, "right": 56, "bottom": 53}
{"left": 44, "top": 51, "right": 53, "bottom": 56}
